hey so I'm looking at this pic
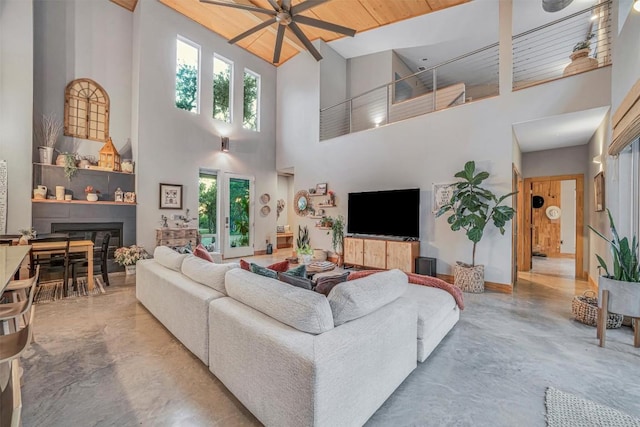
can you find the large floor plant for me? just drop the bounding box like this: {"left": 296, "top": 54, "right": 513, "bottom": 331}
{"left": 436, "top": 161, "right": 516, "bottom": 292}
{"left": 588, "top": 209, "right": 640, "bottom": 347}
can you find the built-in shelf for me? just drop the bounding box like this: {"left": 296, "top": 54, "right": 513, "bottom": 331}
{"left": 317, "top": 204, "right": 336, "bottom": 208}
{"left": 32, "top": 199, "right": 136, "bottom": 206}
{"left": 309, "top": 215, "right": 326, "bottom": 219}
{"left": 315, "top": 226, "right": 332, "bottom": 230}
{"left": 34, "top": 163, "right": 135, "bottom": 176}
{"left": 308, "top": 194, "right": 328, "bottom": 197}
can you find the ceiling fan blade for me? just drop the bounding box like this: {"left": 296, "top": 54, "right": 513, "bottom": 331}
{"left": 228, "top": 17, "right": 277, "bottom": 44}
{"left": 291, "top": 0, "right": 330, "bottom": 15}
{"left": 273, "top": 25, "right": 286, "bottom": 63}
{"left": 293, "top": 15, "right": 356, "bottom": 37}
{"left": 266, "top": 0, "right": 280, "bottom": 11}
{"left": 288, "top": 21, "right": 322, "bottom": 61}
{"left": 281, "top": 0, "right": 291, "bottom": 11}
{"left": 200, "top": 0, "right": 277, "bottom": 16}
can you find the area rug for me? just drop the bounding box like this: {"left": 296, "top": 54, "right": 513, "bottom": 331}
{"left": 34, "top": 277, "right": 106, "bottom": 304}
{"left": 546, "top": 387, "right": 640, "bottom": 427}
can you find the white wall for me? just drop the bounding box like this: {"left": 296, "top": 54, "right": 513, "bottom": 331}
{"left": 560, "top": 180, "right": 576, "bottom": 254}
{"left": 521, "top": 145, "right": 589, "bottom": 178}
{"left": 347, "top": 50, "right": 392, "bottom": 98}
{"left": 319, "top": 42, "right": 347, "bottom": 110}
{"left": 33, "top": 0, "right": 133, "bottom": 160}
{"left": 612, "top": 2, "right": 640, "bottom": 112}
{"left": 277, "top": 48, "right": 611, "bottom": 285}
{"left": 133, "top": 0, "right": 277, "bottom": 252}
{"left": 0, "top": 0, "right": 33, "bottom": 233}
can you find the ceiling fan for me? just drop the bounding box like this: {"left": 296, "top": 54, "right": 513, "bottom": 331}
{"left": 200, "top": 0, "right": 356, "bottom": 63}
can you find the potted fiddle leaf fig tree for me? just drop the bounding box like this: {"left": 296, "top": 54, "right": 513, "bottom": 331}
{"left": 436, "top": 161, "right": 516, "bottom": 293}
{"left": 589, "top": 209, "right": 640, "bottom": 346}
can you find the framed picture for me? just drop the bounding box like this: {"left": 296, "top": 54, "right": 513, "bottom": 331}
{"left": 594, "top": 172, "right": 605, "bottom": 212}
{"left": 316, "top": 183, "right": 327, "bottom": 195}
{"left": 433, "top": 183, "right": 455, "bottom": 213}
{"left": 159, "top": 183, "right": 183, "bottom": 209}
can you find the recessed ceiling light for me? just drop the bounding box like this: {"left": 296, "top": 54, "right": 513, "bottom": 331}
{"left": 634, "top": 0, "right": 640, "bottom": 12}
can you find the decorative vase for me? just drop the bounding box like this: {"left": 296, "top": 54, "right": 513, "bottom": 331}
{"left": 38, "top": 146, "right": 55, "bottom": 164}
{"left": 18, "top": 236, "right": 29, "bottom": 245}
{"left": 55, "top": 186, "right": 65, "bottom": 201}
{"left": 125, "top": 265, "right": 136, "bottom": 275}
{"left": 453, "top": 262, "right": 485, "bottom": 293}
{"left": 563, "top": 48, "right": 598, "bottom": 77}
{"left": 86, "top": 193, "right": 98, "bottom": 202}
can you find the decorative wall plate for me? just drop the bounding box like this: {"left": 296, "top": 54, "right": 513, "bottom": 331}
{"left": 546, "top": 205, "right": 561, "bottom": 220}
{"left": 260, "top": 193, "right": 270, "bottom": 204}
{"left": 260, "top": 205, "right": 271, "bottom": 216}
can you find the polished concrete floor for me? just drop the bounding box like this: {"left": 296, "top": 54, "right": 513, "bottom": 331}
{"left": 531, "top": 255, "right": 576, "bottom": 279}
{"left": 20, "top": 266, "right": 640, "bottom": 427}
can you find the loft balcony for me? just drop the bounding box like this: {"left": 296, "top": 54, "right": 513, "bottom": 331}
{"left": 319, "top": 1, "right": 612, "bottom": 142}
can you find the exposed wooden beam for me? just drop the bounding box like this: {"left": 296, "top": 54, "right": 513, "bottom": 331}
{"left": 110, "top": 0, "right": 138, "bottom": 12}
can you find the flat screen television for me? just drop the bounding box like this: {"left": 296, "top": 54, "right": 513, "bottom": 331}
{"left": 347, "top": 188, "right": 420, "bottom": 238}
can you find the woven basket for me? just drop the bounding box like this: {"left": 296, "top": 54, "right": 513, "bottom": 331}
{"left": 571, "top": 291, "right": 623, "bottom": 329}
{"left": 453, "top": 263, "right": 484, "bottom": 293}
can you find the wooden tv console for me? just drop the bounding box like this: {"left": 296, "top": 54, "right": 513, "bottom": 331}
{"left": 343, "top": 237, "right": 419, "bottom": 273}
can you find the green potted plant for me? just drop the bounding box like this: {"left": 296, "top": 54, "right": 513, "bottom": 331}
{"left": 589, "top": 209, "right": 640, "bottom": 346}
{"left": 326, "top": 215, "right": 345, "bottom": 266}
{"left": 436, "top": 161, "right": 516, "bottom": 293}
{"left": 296, "top": 225, "right": 313, "bottom": 264}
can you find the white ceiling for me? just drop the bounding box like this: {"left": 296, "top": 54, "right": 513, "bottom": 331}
{"left": 512, "top": 106, "right": 609, "bottom": 153}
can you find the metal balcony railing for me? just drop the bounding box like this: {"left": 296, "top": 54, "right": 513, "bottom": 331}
{"left": 512, "top": 1, "right": 612, "bottom": 90}
{"left": 320, "top": 43, "right": 499, "bottom": 141}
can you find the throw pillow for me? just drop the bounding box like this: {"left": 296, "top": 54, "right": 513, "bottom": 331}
{"left": 240, "top": 259, "right": 251, "bottom": 271}
{"left": 193, "top": 244, "right": 214, "bottom": 263}
{"left": 250, "top": 263, "right": 278, "bottom": 279}
{"left": 172, "top": 242, "right": 193, "bottom": 254}
{"left": 267, "top": 260, "right": 289, "bottom": 273}
{"left": 314, "top": 272, "right": 350, "bottom": 296}
{"left": 278, "top": 272, "right": 313, "bottom": 290}
{"left": 286, "top": 264, "right": 307, "bottom": 277}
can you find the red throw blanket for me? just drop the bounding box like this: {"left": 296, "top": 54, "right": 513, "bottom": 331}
{"left": 347, "top": 270, "right": 464, "bottom": 310}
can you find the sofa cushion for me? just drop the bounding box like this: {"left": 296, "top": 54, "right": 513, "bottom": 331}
{"left": 181, "top": 255, "right": 239, "bottom": 295}
{"left": 328, "top": 269, "right": 408, "bottom": 326}
{"left": 225, "top": 268, "right": 334, "bottom": 334}
{"left": 314, "top": 272, "right": 350, "bottom": 296}
{"left": 278, "top": 272, "right": 313, "bottom": 290}
{"left": 193, "top": 244, "right": 214, "bottom": 262}
{"left": 285, "top": 264, "right": 306, "bottom": 277}
{"left": 250, "top": 263, "right": 278, "bottom": 279}
{"left": 154, "top": 246, "right": 188, "bottom": 271}
{"left": 267, "top": 260, "right": 289, "bottom": 272}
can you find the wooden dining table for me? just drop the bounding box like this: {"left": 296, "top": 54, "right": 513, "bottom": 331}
{"left": 31, "top": 240, "right": 95, "bottom": 290}
{"left": 0, "top": 245, "right": 31, "bottom": 297}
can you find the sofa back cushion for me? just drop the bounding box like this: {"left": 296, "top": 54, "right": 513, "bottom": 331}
{"left": 181, "top": 255, "right": 238, "bottom": 295}
{"left": 225, "top": 268, "right": 334, "bottom": 334}
{"left": 154, "top": 246, "right": 188, "bottom": 271}
{"left": 327, "top": 269, "right": 408, "bottom": 326}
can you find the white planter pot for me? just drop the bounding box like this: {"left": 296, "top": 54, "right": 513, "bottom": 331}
{"left": 86, "top": 193, "right": 99, "bottom": 202}
{"left": 598, "top": 276, "right": 640, "bottom": 317}
{"left": 299, "top": 254, "right": 313, "bottom": 265}
{"left": 125, "top": 265, "right": 136, "bottom": 275}
{"left": 453, "top": 262, "right": 485, "bottom": 293}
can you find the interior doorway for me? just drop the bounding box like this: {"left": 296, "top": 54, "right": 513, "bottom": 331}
{"left": 276, "top": 170, "right": 295, "bottom": 254}
{"left": 519, "top": 174, "right": 584, "bottom": 280}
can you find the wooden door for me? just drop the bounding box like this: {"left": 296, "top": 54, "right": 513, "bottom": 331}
{"left": 531, "top": 180, "right": 562, "bottom": 256}
{"left": 386, "top": 241, "right": 419, "bottom": 273}
{"left": 363, "top": 239, "right": 386, "bottom": 269}
{"left": 343, "top": 237, "right": 363, "bottom": 266}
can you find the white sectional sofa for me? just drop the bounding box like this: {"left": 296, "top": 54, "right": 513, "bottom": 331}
{"left": 136, "top": 247, "right": 460, "bottom": 426}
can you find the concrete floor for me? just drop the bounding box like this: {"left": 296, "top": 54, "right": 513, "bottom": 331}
{"left": 20, "top": 267, "right": 640, "bottom": 427}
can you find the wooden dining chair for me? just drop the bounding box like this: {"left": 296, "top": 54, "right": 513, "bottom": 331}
{"left": 0, "top": 267, "right": 38, "bottom": 333}
{"left": 71, "top": 232, "right": 111, "bottom": 289}
{"left": 29, "top": 234, "right": 72, "bottom": 296}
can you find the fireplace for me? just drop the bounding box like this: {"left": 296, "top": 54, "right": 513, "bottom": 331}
{"left": 51, "top": 222, "right": 124, "bottom": 272}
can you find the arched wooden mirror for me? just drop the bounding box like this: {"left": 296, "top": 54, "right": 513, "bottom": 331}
{"left": 294, "top": 190, "right": 310, "bottom": 216}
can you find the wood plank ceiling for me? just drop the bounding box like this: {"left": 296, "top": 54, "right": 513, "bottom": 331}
{"left": 160, "top": 0, "right": 468, "bottom": 65}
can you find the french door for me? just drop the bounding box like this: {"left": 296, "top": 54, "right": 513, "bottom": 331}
{"left": 223, "top": 173, "right": 254, "bottom": 258}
